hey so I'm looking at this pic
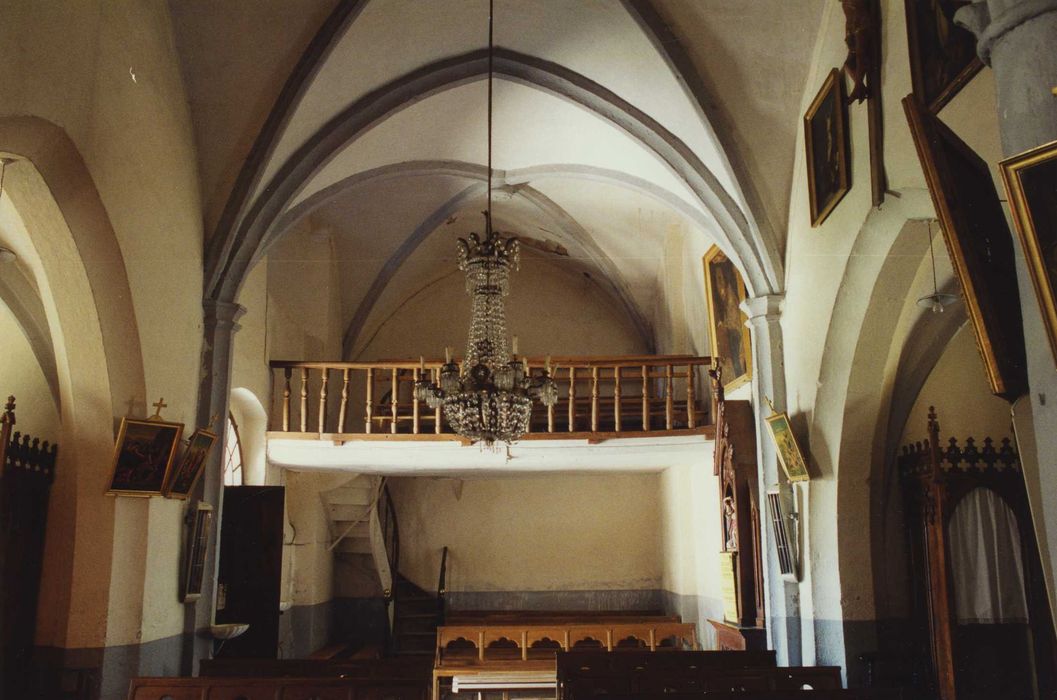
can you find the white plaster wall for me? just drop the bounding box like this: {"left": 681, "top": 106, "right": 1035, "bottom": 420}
{"left": 0, "top": 0, "right": 204, "bottom": 651}
{"left": 0, "top": 302, "right": 59, "bottom": 442}
{"left": 901, "top": 325, "right": 1012, "bottom": 446}
{"left": 387, "top": 474, "right": 663, "bottom": 595}
{"left": 658, "top": 456, "right": 724, "bottom": 646}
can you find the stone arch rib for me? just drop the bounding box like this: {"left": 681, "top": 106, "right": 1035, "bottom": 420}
{"left": 206, "top": 48, "right": 781, "bottom": 304}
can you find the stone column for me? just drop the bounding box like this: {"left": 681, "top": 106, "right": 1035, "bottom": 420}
{"left": 182, "top": 299, "right": 245, "bottom": 674}
{"left": 957, "top": 0, "right": 1057, "bottom": 639}
{"left": 956, "top": 0, "right": 1057, "bottom": 155}
{"left": 741, "top": 293, "right": 802, "bottom": 665}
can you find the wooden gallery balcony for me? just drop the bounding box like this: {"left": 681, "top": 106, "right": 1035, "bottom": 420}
{"left": 267, "top": 356, "right": 715, "bottom": 445}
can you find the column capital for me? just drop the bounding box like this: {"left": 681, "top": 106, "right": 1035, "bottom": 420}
{"left": 741, "top": 293, "right": 785, "bottom": 323}
{"left": 956, "top": 0, "right": 1057, "bottom": 63}
{"left": 203, "top": 298, "right": 246, "bottom": 332}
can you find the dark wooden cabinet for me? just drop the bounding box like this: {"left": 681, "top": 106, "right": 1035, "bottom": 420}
{"left": 214, "top": 485, "right": 285, "bottom": 658}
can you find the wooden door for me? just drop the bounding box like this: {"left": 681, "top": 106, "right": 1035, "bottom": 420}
{"left": 215, "top": 485, "right": 285, "bottom": 658}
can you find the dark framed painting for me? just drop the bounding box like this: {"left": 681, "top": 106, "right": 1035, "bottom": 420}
{"left": 804, "top": 69, "right": 851, "bottom": 227}
{"left": 765, "top": 412, "right": 810, "bottom": 483}
{"left": 107, "top": 418, "right": 183, "bottom": 496}
{"left": 181, "top": 502, "right": 213, "bottom": 602}
{"left": 164, "top": 427, "right": 218, "bottom": 499}
{"left": 904, "top": 95, "right": 1028, "bottom": 400}
{"left": 1001, "top": 140, "right": 1057, "bottom": 367}
{"left": 905, "top": 0, "right": 983, "bottom": 113}
{"left": 703, "top": 246, "right": 752, "bottom": 392}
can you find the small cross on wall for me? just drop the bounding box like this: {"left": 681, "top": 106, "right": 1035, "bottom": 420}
{"left": 149, "top": 397, "right": 168, "bottom": 421}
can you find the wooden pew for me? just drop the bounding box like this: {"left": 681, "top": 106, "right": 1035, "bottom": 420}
{"left": 444, "top": 611, "right": 678, "bottom": 625}
{"left": 557, "top": 651, "right": 847, "bottom": 700}
{"left": 127, "top": 676, "right": 428, "bottom": 700}
{"left": 582, "top": 692, "right": 904, "bottom": 700}
{"left": 199, "top": 656, "right": 432, "bottom": 679}
{"left": 433, "top": 620, "right": 697, "bottom": 700}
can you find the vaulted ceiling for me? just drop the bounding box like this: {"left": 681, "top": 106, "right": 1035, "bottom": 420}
{"left": 170, "top": 0, "right": 825, "bottom": 357}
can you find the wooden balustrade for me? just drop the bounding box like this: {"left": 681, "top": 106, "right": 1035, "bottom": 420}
{"left": 268, "top": 355, "right": 714, "bottom": 442}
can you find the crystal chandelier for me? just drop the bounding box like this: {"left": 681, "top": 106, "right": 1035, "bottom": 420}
{"left": 413, "top": 0, "right": 557, "bottom": 445}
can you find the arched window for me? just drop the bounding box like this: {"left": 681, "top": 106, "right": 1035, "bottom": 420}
{"left": 222, "top": 413, "right": 244, "bottom": 487}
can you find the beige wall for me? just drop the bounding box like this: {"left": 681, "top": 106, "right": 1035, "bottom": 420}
{"left": 902, "top": 324, "right": 1012, "bottom": 446}
{"left": 0, "top": 302, "right": 59, "bottom": 442}
{"left": 0, "top": 0, "right": 204, "bottom": 651}
{"left": 387, "top": 474, "right": 663, "bottom": 595}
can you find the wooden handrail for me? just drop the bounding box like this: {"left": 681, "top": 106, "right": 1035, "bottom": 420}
{"left": 437, "top": 545, "right": 449, "bottom": 626}
{"left": 268, "top": 355, "right": 714, "bottom": 440}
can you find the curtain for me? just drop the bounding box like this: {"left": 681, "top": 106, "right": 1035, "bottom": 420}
{"left": 948, "top": 487, "right": 1029, "bottom": 624}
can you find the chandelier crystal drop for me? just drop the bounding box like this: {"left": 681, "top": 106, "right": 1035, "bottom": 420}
{"left": 414, "top": 214, "right": 559, "bottom": 445}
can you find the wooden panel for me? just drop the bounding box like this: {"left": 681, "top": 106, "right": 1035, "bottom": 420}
{"left": 129, "top": 683, "right": 204, "bottom": 700}
{"left": 215, "top": 486, "right": 285, "bottom": 658}
{"left": 205, "top": 686, "right": 279, "bottom": 700}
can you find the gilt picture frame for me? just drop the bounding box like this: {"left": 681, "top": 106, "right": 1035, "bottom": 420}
{"left": 904, "top": 95, "right": 1028, "bottom": 399}
{"left": 164, "top": 427, "right": 217, "bottom": 499}
{"left": 181, "top": 502, "right": 213, "bottom": 602}
{"left": 765, "top": 412, "right": 810, "bottom": 483}
{"left": 106, "top": 417, "right": 183, "bottom": 496}
{"left": 804, "top": 68, "right": 851, "bottom": 227}
{"left": 1000, "top": 140, "right": 1057, "bottom": 368}
{"left": 703, "top": 246, "right": 752, "bottom": 392}
{"left": 904, "top": 0, "right": 983, "bottom": 113}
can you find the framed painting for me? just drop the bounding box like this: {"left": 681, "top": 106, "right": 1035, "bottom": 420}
{"left": 905, "top": 0, "right": 983, "bottom": 113}
{"left": 904, "top": 95, "right": 1028, "bottom": 399}
{"left": 765, "top": 412, "right": 810, "bottom": 483}
{"left": 704, "top": 246, "right": 752, "bottom": 391}
{"left": 107, "top": 417, "right": 183, "bottom": 496}
{"left": 804, "top": 69, "right": 851, "bottom": 227}
{"left": 1001, "top": 140, "right": 1057, "bottom": 367}
{"left": 164, "top": 427, "right": 217, "bottom": 499}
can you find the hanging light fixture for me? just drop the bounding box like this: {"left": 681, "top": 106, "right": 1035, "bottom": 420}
{"left": 916, "top": 219, "right": 958, "bottom": 314}
{"left": 413, "top": 0, "right": 558, "bottom": 445}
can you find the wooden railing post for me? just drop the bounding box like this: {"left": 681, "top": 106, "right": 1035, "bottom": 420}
{"left": 591, "top": 366, "right": 600, "bottom": 432}
{"left": 686, "top": 365, "right": 696, "bottom": 429}
{"left": 0, "top": 396, "right": 14, "bottom": 480}
{"left": 338, "top": 368, "right": 350, "bottom": 433}
{"left": 614, "top": 366, "right": 622, "bottom": 432}
{"left": 318, "top": 370, "right": 329, "bottom": 434}
{"left": 299, "top": 367, "right": 309, "bottom": 433}
{"left": 390, "top": 368, "right": 399, "bottom": 434}
{"left": 282, "top": 368, "right": 291, "bottom": 432}
{"left": 365, "top": 368, "right": 374, "bottom": 434}
{"left": 434, "top": 367, "right": 442, "bottom": 434}
{"left": 641, "top": 365, "right": 649, "bottom": 431}
{"left": 412, "top": 367, "right": 420, "bottom": 435}
{"left": 567, "top": 366, "right": 576, "bottom": 432}
{"left": 665, "top": 364, "right": 674, "bottom": 430}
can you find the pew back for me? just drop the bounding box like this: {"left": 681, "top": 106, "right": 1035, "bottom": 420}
{"left": 127, "top": 677, "right": 427, "bottom": 700}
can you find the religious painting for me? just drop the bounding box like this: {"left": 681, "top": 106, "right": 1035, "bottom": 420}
{"left": 164, "top": 427, "right": 217, "bottom": 499}
{"left": 765, "top": 412, "right": 810, "bottom": 483}
{"left": 804, "top": 69, "right": 851, "bottom": 227}
{"left": 1001, "top": 140, "right": 1057, "bottom": 368}
{"left": 905, "top": 0, "right": 983, "bottom": 113}
{"left": 904, "top": 96, "right": 1028, "bottom": 399}
{"left": 107, "top": 418, "right": 183, "bottom": 496}
{"left": 703, "top": 246, "right": 752, "bottom": 392}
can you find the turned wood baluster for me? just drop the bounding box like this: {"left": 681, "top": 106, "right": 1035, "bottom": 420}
{"left": 686, "top": 365, "right": 696, "bottom": 429}
{"left": 665, "top": 364, "right": 674, "bottom": 430}
{"left": 282, "top": 368, "right": 292, "bottom": 431}
{"left": 365, "top": 368, "right": 374, "bottom": 434}
{"left": 390, "top": 368, "right": 399, "bottom": 434}
{"left": 318, "top": 370, "right": 329, "bottom": 434}
{"left": 591, "top": 367, "right": 600, "bottom": 432}
{"left": 299, "top": 367, "right": 309, "bottom": 432}
{"left": 567, "top": 366, "right": 576, "bottom": 432}
{"left": 337, "top": 368, "right": 350, "bottom": 433}
{"left": 434, "top": 367, "right": 442, "bottom": 434}
{"left": 412, "top": 367, "right": 420, "bottom": 435}
{"left": 641, "top": 365, "right": 649, "bottom": 431}
{"left": 614, "top": 366, "right": 622, "bottom": 432}
{"left": 547, "top": 378, "right": 556, "bottom": 434}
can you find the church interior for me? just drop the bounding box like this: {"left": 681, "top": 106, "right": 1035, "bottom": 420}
{"left": 1, "top": 1, "right": 1057, "bottom": 699}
